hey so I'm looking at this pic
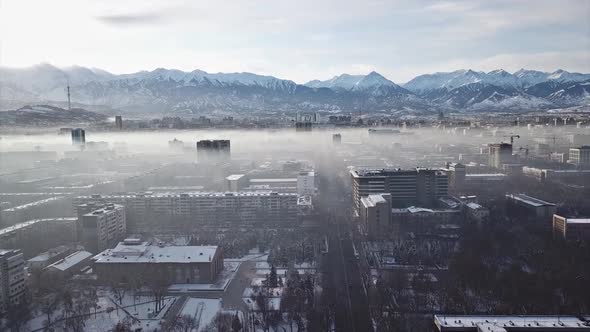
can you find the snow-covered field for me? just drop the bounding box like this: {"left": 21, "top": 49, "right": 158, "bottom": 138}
{"left": 180, "top": 298, "right": 222, "bottom": 331}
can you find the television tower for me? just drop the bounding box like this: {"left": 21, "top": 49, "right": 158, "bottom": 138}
{"left": 67, "top": 84, "right": 71, "bottom": 111}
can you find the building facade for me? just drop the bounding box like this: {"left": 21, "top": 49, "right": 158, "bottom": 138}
{"left": 93, "top": 239, "right": 223, "bottom": 284}
{"left": 488, "top": 143, "right": 513, "bottom": 169}
{"left": 77, "top": 203, "right": 126, "bottom": 253}
{"left": 569, "top": 146, "right": 590, "bottom": 168}
{"left": 553, "top": 214, "right": 590, "bottom": 241}
{"left": 197, "top": 140, "right": 230, "bottom": 162}
{"left": 351, "top": 168, "right": 448, "bottom": 213}
{"left": 0, "top": 249, "right": 26, "bottom": 312}
{"left": 74, "top": 191, "right": 299, "bottom": 230}
{"left": 71, "top": 128, "right": 86, "bottom": 145}
{"left": 359, "top": 193, "right": 392, "bottom": 237}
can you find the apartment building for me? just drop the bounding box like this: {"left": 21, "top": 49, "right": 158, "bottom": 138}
{"left": 0, "top": 249, "right": 26, "bottom": 312}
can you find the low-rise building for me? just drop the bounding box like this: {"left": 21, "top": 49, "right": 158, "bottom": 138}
{"left": 44, "top": 250, "right": 93, "bottom": 280}
{"left": 553, "top": 214, "right": 590, "bottom": 241}
{"left": 434, "top": 314, "right": 590, "bottom": 331}
{"left": 506, "top": 194, "right": 557, "bottom": 226}
{"left": 93, "top": 239, "right": 223, "bottom": 285}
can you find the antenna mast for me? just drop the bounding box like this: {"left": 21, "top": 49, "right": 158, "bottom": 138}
{"left": 67, "top": 84, "right": 71, "bottom": 111}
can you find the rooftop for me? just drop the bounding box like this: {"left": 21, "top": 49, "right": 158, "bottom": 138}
{"left": 1, "top": 196, "right": 65, "bottom": 212}
{"left": 0, "top": 218, "right": 77, "bottom": 237}
{"left": 506, "top": 193, "right": 556, "bottom": 207}
{"left": 93, "top": 242, "right": 219, "bottom": 264}
{"left": 361, "top": 194, "right": 389, "bottom": 208}
{"left": 226, "top": 174, "right": 246, "bottom": 181}
{"left": 46, "top": 250, "right": 92, "bottom": 272}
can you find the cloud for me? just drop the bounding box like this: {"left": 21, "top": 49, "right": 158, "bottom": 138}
{"left": 95, "top": 12, "right": 166, "bottom": 25}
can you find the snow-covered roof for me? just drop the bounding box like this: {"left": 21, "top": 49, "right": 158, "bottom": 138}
{"left": 566, "top": 218, "right": 590, "bottom": 224}
{"left": 0, "top": 218, "right": 76, "bottom": 236}
{"left": 466, "top": 202, "right": 485, "bottom": 210}
{"left": 506, "top": 193, "right": 555, "bottom": 207}
{"left": 249, "top": 178, "right": 297, "bottom": 183}
{"left": 93, "top": 242, "right": 219, "bottom": 264}
{"left": 46, "top": 250, "right": 92, "bottom": 272}
{"left": 1, "top": 196, "right": 65, "bottom": 212}
{"left": 226, "top": 174, "right": 246, "bottom": 181}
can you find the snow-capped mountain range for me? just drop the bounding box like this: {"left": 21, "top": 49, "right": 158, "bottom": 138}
{"left": 1, "top": 64, "right": 589, "bottom": 114}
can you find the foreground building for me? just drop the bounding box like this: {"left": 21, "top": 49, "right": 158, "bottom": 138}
{"left": 93, "top": 239, "right": 223, "bottom": 284}
{"left": 77, "top": 203, "right": 126, "bottom": 253}
{"left": 553, "top": 214, "right": 590, "bottom": 241}
{"left": 351, "top": 168, "right": 448, "bottom": 213}
{"left": 434, "top": 315, "right": 590, "bottom": 331}
{"left": 359, "top": 193, "right": 392, "bottom": 237}
{"left": 0, "top": 249, "right": 26, "bottom": 312}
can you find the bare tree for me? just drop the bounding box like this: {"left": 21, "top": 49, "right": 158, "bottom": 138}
{"left": 40, "top": 294, "right": 60, "bottom": 327}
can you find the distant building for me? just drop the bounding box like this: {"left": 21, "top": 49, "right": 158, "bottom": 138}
{"left": 465, "top": 202, "right": 489, "bottom": 223}
{"left": 445, "top": 162, "right": 466, "bottom": 190}
{"left": 368, "top": 128, "right": 400, "bottom": 137}
{"left": 71, "top": 128, "right": 86, "bottom": 145}
{"left": 168, "top": 138, "right": 184, "bottom": 150}
{"left": 226, "top": 174, "right": 248, "bottom": 192}
{"left": 77, "top": 203, "right": 126, "bottom": 253}
{"left": 115, "top": 115, "right": 123, "bottom": 130}
{"left": 553, "top": 214, "right": 590, "bottom": 241}
{"left": 27, "top": 245, "right": 73, "bottom": 270}
{"left": 488, "top": 143, "right": 513, "bottom": 168}
{"left": 295, "top": 113, "right": 317, "bottom": 132}
{"left": 297, "top": 171, "right": 315, "bottom": 196}
{"left": 0, "top": 249, "right": 26, "bottom": 312}
{"left": 568, "top": 146, "right": 590, "bottom": 168}
{"left": 434, "top": 315, "right": 590, "bottom": 331}
{"left": 0, "top": 218, "right": 77, "bottom": 257}
{"left": 93, "top": 239, "right": 223, "bottom": 284}
{"left": 359, "top": 193, "right": 392, "bottom": 237}
{"left": 351, "top": 168, "right": 448, "bottom": 213}
{"left": 197, "top": 140, "right": 231, "bottom": 162}
{"left": 332, "top": 133, "right": 342, "bottom": 144}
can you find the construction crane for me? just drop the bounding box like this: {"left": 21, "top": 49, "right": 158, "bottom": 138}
{"left": 502, "top": 134, "right": 520, "bottom": 145}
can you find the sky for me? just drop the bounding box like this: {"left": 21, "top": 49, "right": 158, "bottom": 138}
{"left": 0, "top": 0, "right": 589, "bottom": 83}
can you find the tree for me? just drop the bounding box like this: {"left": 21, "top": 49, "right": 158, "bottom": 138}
{"left": 269, "top": 265, "right": 278, "bottom": 288}
{"left": 169, "top": 314, "right": 199, "bottom": 332}
{"left": 112, "top": 319, "right": 133, "bottom": 332}
{"left": 6, "top": 301, "right": 31, "bottom": 332}
{"left": 111, "top": 282, "right": 127, "bottom": 307}
{"left": 40, "top": 294, "right": 60, "bottom": 327}
{"left": 231, "top": 311, "right": 243, "bottom": 332}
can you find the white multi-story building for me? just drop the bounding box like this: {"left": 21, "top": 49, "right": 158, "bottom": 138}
{"left": 74, "top": 191, "right": 299, "bottom": 229}
{"left": 568, "top": 146, "right": 590, "bottom": 168}
{"left": 0, "top": 249, "right": 26, "bottom": 312}
{"left": 359, "top": 193, "right": 392, "bottom": 237}
{"left": 297, "top": 171, "right": 316, "bottom": 196}
{"left": 77, "top": 204, "right": 126, "bottom": 253}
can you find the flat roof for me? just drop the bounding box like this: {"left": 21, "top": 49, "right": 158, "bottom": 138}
{"left": 506, "top": 193, "right": 556, "bottom": 207}
{"left": 76, "top": 191, "right": 298, "bottom": 199}
{"left": 250, "top": 178, "right": 297, "bottom": 183}
{"left": 46, "top": 251, "right": 92, "bottom": 272}
{"left": 1, "top": 196, "right": 65, "bottom": 212}
{"left": 226, "top": 174, "right": 246, "bottom": 180}
{"left": 434, "top": 315, "right": 590, "bottom": 330}
{"left": 566, "top": 218, "right": 590, "bottom": 224}
{"left": 93, "top": 242, "right": 219, "bottom": 264}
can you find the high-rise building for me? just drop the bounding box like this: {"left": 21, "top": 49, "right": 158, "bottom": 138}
{"left": 77, "top": 203, "right": 126, "bottom": 253}
{"left": 445, "top": 162, "right": 466, "bottom": 189}
{"left": 71, "top": 128, "right": 86, "bottom": 145}
{"left": 568, "top": 146, "right": 590, "bottom": 168}
{"left": 0, "top": 249, "right": 26, "bottom": 312}
{"left": 197, "top": 140, "right": 231, "bottom": 162}
{"left": 350, "top": 168, "right": 448, "bottom": 213}
{"left": 297, "top": 171, "right": 316, "bottom": 196}
{"left": 115, "top": 115, "right": 123, "bottom": 130}
{"left": 295, "top": 113, "right": 317, "bottom": 132}
{"left": 488, "top": 143, "right": 513, "bottom": 168}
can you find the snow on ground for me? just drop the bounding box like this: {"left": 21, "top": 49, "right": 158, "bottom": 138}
{"left": 169, "top": 261, "right": 240, "bottom": 292}
{"left": 244, "top": 297, "right": 281, "bottom": 311}
{"left": 180, "top": 297, "right": 221, "bottom": 331}
{"left": 256, "top": 268, "right": 287, "bottom": 276}
{"left": 243, "top": 287, "right": 283, "bottom": 299}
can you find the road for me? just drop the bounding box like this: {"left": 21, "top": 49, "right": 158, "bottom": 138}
{"left": 317, "top": 168, "right": 373, "bottom": 332}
